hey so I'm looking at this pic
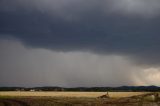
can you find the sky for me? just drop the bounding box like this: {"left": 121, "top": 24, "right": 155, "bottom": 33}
{"left": 0, "top": 0, "right": 160, "bottom": 87}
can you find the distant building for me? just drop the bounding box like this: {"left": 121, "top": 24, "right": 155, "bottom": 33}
{"left": 30, "top": 89, "right": 35, "bottom": 92}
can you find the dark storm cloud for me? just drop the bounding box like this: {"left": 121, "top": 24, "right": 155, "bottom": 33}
{"left": 1, "top": 0, "right": 160, "bottom": 87}
{"left": 1, "top": 0, "right": 160, "bottom": 65}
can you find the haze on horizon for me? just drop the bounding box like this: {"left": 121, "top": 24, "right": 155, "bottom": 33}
{"left": 0, "top": 0, "right": 160, "bottom": 87}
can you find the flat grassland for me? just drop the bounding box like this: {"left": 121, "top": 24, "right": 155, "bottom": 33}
{"left": 0, "top": 91, "right": 145, "bottom": 98}
{"left": 0, "top": 92, "right": 159, "bottom": 106}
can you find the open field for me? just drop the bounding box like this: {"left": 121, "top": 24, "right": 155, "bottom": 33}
{"left": 0, "top": 91, "right": 146, "bottom": 98}
{"left": 0, "top": 92, "right": 159, "bottom": 106}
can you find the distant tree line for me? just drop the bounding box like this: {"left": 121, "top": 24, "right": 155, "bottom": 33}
{"left": 0, "top": 86, "right": 160, "bottom": 92}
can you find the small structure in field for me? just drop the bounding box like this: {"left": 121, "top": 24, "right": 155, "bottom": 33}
{"left": 98, "top": 92, "right": 110, "bottom": 98}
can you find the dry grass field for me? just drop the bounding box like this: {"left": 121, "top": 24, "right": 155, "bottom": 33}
{"left": 0, "top": 92, "right": 159, "bottom": 106}
{"left": 0, "top": 91, "right": 146, "bottom": 98}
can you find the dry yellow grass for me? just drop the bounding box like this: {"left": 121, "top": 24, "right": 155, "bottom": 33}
{"left": 0, "top": 91, "right": 146, "bottom": 98}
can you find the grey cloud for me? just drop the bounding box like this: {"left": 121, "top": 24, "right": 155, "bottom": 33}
{"left": 1, "top": 0, "right": 160, "bottom": 87}
{"left": 0, "top": 0, "right": 160, "bottom": 66}
{"left": 111, "top": 0, "right": 160, "bottom": 17}
{"left": 2, "top": 39, "right": 159, "bottom": 87}
{"left": 1, "top": 0, "right": 160, "bottom": 17}
{"left": 0, "top": 39, "right": 141, "bottom": 87}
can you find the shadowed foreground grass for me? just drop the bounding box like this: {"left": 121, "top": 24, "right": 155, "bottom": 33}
{"left": 0, "top": 97, "right": 107, "bottom": 106}
{"left": 0, "top": 96, "right": 159, "bottom": 106}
